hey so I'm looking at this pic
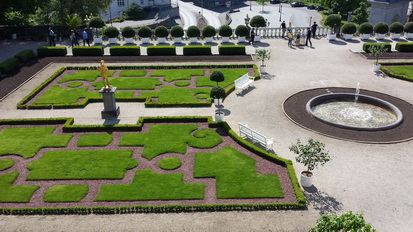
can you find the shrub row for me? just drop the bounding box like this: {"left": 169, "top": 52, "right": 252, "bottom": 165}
{"left": 218, "top": 45, "right": 246, "bottom": 55}
{"left": 37, "top": 46, "right": 67, "bottom": 57}
{"left": 395, "top": 42, "right": 413, "bottom": 52}
{"left": 72, "top": 46, "right": 104, "bottom": 56}
{"left": 183, "top": 45, "right": 212, "bottom": 55}
{"left": 362, "top": 43, "right": 392, "bottom": 53}
{"left": 146, "top": 46, "right": 176, "bottom": 56}
{"left": 109, "top": 46, "right": 140, "bottom": 56}
{"left": 14, "top": 50, "right": 35, "bottom": 63}
{"left": 0, "top": 58, "right": 19, "bottom": 75}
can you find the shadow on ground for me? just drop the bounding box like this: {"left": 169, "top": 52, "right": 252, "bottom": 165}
{"left": 304, "top": 185, "right": 343, "bottom": 215}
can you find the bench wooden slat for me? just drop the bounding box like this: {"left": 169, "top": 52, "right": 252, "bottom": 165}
{"left": 238, "top": 123, "right": 273, "bottom": 151}
{"left": 234, "top": 73, "right": 254, "bottom": 93}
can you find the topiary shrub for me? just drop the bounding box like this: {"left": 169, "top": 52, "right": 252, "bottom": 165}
{"left": 0, "top": 58, "right": 19, "bottom": 74}
{"left": 324, "top": 14, "right": 342, "bottom": 33}
{"left": 389, "top": 22, "right": 404, "bottom": 34}
{"left": 210, "top": 71, "right": 225, "bottom": 86}
{"left": 341, "top": 22, "right": 357, "bottom": 34}
{"left": 186, "top": 25, "right": 200, "bottom": 37}
{"left": 202, "top": 25, "right": 216, "bottom": 37}
{"left": 358, "top": 22, "right": 373, "bottom": 34}
{"left": 154, "top": 25, "right": 169, "bottom": 38}
{"left": 250, "top": 15, "right": 266, "bottom": 29}
{"left": 404, "top": 22, "right": 413, "bottom": 33}
{"left": 374, "top": 22, "right": 389, "bottom": 34}
{"left": 210, "top": 86, "right": 226, "bottom": 99}
{"left": 14, "top": 49, "right": 34, "bottom": 63}
{"left": 218, "top": 25, "right": 233, "bottom": 37}
{"left": 235, "top": 25, "right": 249, "bottom": 37}
{"left": 138, "top": 26, "right": 153, "bottom": 38}
{"left": 89, "top": 17, "right": 106, "bottom": 37}
{"left": 121, "top": 26, "right": 136, "bottom": 38}
{"left": 104, "top": 26, "right": 120, "bottom": 38}
{"left": 170, "top": 25, "right": 184, "bottom": 37}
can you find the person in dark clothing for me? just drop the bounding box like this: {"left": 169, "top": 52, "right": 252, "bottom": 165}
{"left": 281, "top": 21, "right": 286, "bottom": 38}
{"left": 306, "top": 27, "right": 312, "bottom": 47}
{"left": 48, "top": 27, "right": 56, "bottom": 46}
{"left": 74, "top": 30, "right": 80, "bottom": 46}
{"left": 249, "top": 28, "right": 255, "bottom": 45}
{"left": 311, "top": 22, "right": 318, "bottom": 38}
{"left": 82, "top": 28, "right": 90, "bottom": 46}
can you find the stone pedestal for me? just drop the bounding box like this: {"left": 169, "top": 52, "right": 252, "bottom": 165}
{"left": 100, "top": 87, "right": 120, "bottom": 119}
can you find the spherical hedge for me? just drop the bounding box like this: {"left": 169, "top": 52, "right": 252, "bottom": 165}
{"left": 89, "top": 17, "right": 105, "bottom": 28}
{"left": 138, "top": 26, "right": 153, "bottom": 38}
{"left": 210, "top": 86, "right": 226, "bottom": 99}
{"left": 389, "top": 22, "right": 404, "bottom": 34}
{"left": 104, "top": 26, "right": 120, "bottom": 38}
{"left": 218, "top": 25, "right": 233, "bottom": 37}
{"left": 186, "top": 25, "right": 200, "bottom": 37}
{"left": 341, "top": 23, "right": 357, "bottom": 34}
{"left": 324, "top": 14, "right": 342, "bottom": 28}
{"left": 202, "top": 25, "right": 216, "bottom": 37}
{"left": 210, "top": 70, "right": 225, "bottom": 84}
{"left": 121, "top": 26, "right": 135, "bottom": 38}
{"left": 358, "top": 22, "right": 373, "bottom": 34}
{"left": 154, "top": 25, "right": 169, "bottom": 37}
{"left": 374, "top": 22, "right": 389, "bottom": 34}
{"left": 170, "top": 25, "right": 184, "bottom": 37}
{"left": 404, "top": 22, "right": 413, "bottom": 33}
{"left": 250, "top": 15, "right": 266, "bottom": 28}
{"left": 235, "top": 25, "right": 249, "bottom": 37}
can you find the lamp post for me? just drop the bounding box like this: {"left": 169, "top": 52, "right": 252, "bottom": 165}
{"left": 84, "top": 15, "right": 91, "bottom": 27}
{"left": 201, "top": 0, "right": 203, "bottom": 16}
{"left": 245, "top": 14, "right": 250, "bottom": 39}
{"left": 309, "top": 16, "right": 312, "bottom": 27}
{"left": 250, "top": 0, "right": 252, "bottom": 11}
{"left": 109, "top": 5, "right": 113, "bottom": 26}
{"left": 279, "top": 4, "right": 282, "bottom": 22}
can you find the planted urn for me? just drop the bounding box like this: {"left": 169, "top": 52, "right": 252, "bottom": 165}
{"left": 389, "top": 22, "right": 403, "bottom": 39}
{"left": 209, "top": 70, "right": 225, "bottom": 86}
{"left": 324, "top": 14, "right": 341, "bottom": 40}
{"left": 186, "top": 25, "right": 200, "bottom": 44}
{"left": 122, "top": 26, "right": 136, "bottom": 44}
{"left": 218, "top": 24, "right": 233, "bottom": 43}
{"left": 138, "top": 26, "right": 153, "bottom": 44}
{"left": 154, "top": 25, "right": 169, "bottom": 44}
{"left": 235, "top": 25, "right": 249, "bottom": 43}
{"left": 358, "top": 22, "right": 373, "bottom": 40}
{"left": 202, "top": 25, "right": 216, "bottom": 43}
{"left": 89, "top": 16, "right": 106, "bottom": 42}
{"left": 210, "top": 86, "right": 226, "bottom": 106}
{"left": 170, "top": 25, "right": 184, "bottom": 43}
{"left": 404, "top": 22, "right": 413, "bottom": 39}
{"left": 104, "top": 26, "right": 120, "bottom": 44}
{"left": 341, "top": 22, "right": 357, "bottom": 40}
{"left": 249, "top": 15, "right": 266, "bottom": 42}
{"left": 374, "top": 22, "right": 389, "bottom": 40}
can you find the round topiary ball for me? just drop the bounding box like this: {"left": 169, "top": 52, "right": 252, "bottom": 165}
{"left": 389, "top": 22, "right": 404, "bottom": 34}
{"left": 235, "top": 25, "right": 249, "bottom": 37}
{"left": 341, "top": 22, "right": 357, "bottom": 34}
{"left": 154, "top": 25, "right": 169, "bottom": 37}
{"left": 104, "top": 26, "right": 120, "bottom": 38}
{"left": 210, "top": 71, "right": 224, "bottom": 85}
{"left": 324, "top": 14, "right": 342, "bottom": 28}
{"left": 374, "top": 22, "right": 389, "bottom": 34}
{"left": 210, "top": 86, "right": 226, "bottom": 99}
{"left": 121, "top": 26, "right": 135, "bottom": 38}
{"left": 202, "top": 25, "right": 216, "bottom": 37}
{"left": 138, "top": 26, "right": 153, "bottom": 38}
{"left": 358, "top": 22, "right": 373, "bottom": 34}
{"left": 404, "top": 22, "right": 413, "bottom": 33}
{"left": 186, "top": 25, "right": 200, "bottom": 37}
{"left": 89, "top": 17, "right": 106, "bottom": 28}
{"left": 218, "top": 25, "right": 233, "bottom": 37}
{"left": 250, "top": 15, "right": 266, "bottom": 28}
{"left": 170, "top": 25, "right": 184, "bottom": 37}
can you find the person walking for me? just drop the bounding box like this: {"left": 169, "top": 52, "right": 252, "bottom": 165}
{"left": 48, "top": 27, "right": 56, "bottom": 46}
{"left": 74, "top": 30, "right": 80, "bottom": 46}
{"left": 311, "top": 22, "right": 318, "bottom": 38}
{"left": 295, "top": 30, "right": 301, "bottom": 46}
{"left": 70, "top": 30, "right": 76, "bottom": 47}
{"left": 281, "top": 21, "right": 286, "bottom": 38}
{"left": 249, "top": 28, "right": 255, "bottom": 45}
{"left": 287, "top": 30, "right": 293, "bottom": 47}
{"left": 82, "top": 28, "right": 90, "bottom": 46}
{"left": 305, "top": 27, "right": 312, "bottom": 47}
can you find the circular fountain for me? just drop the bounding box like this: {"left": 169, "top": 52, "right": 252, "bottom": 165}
{"left": 306, "top": 93, "right": 403, "bottom": 131}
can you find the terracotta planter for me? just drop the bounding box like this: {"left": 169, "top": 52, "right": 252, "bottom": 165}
{"left": 300, "top": 170, "right": 313, "bottom": 187}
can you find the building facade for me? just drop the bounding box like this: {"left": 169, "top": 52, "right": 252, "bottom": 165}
{"left": 368, "top": 0, "right": 411, "bottom": 25}
{"left": 101, "top": 0, "right": 172, "bottom": 20}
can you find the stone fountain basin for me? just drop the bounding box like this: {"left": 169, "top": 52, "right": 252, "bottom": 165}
{"left": 306, "top": 93, "right": 404, "bottom": 131}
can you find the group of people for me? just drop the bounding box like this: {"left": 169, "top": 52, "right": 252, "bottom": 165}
{"left": 48, "top": 27, "right": 92, "bottom": 47}
{"left": 282, "top": 21, "right": 318, "bottom": 48}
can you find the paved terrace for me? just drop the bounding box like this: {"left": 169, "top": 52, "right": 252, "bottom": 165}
{"left": 0, "top": 36, "right": 413, "bottom": 232}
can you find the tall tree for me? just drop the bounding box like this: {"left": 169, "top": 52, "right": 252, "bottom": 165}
{"left": 257, "top": 0, "right": 270, "bottom": 12}
{"left": 0, "top": 0, "right": 47, "bottom": 25}
{"left": 351, "top": 1, "right": 369, "bottom": 24}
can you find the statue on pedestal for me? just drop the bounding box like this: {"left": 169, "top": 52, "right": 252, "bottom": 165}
{"left": 98, "top": 60, "right": 111, "bottom": 90}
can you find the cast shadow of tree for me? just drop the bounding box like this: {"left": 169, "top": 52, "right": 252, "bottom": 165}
{"left": 304, "top": 185, "right": 343, "bottom": 215}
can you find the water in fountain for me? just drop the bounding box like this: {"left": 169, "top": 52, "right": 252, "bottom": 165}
{"left": 354, "top": 82, "right": 360, "bottom": 103}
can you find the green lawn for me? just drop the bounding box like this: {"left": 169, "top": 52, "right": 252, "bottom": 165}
{"left": 92, "top": 77, "right": 162, "bottom": 90}
{"left": 43, "top": 185, "right": 89, "bottom": 202}
{"left": 196, "top": 69, "right": 249, "bottom": 87}
{"left": 194, "top": 146, "right": 284, "bottom": 199}
{"left": 95, "top": 169, "right": 204, "bottom": 201}
{"left": 158, "top": 157, "right": 182, "bottom": 170}
{"left": 77, "top": 134, "right": 113, "bottom": 147}
{"left": 58, "top": 70, "right": 115, "bottom": 83}
{"left": 151, "top": 69, "right": 205, "bottom": 82}
{"left": 34, "top": 86, "right": 101, "bottom": 104}
{"left": 0, "top": 127, "right": 72, "bottom": 158}
{"left": 119, "top": 70, "right": 147, "bottom": 77}
{"left": 0, "top": 172, "right": 39, "bottom": 203}
{"left": 66, "top": 81, "right": 84, "bottom": 88}
{"left": 175, "top": 81, "right": 190, "bottom": 87}
{"left": 26, "top": 150, "right": 138, "bottom": 180}
{"left": 139, "top": 86, "right": 210, "bottom": 103}
{"left": 385, "top": 66, "right": 413, "bottom": 81}
{"left": 0, "top": 159, "right": 15, "bottom": 171}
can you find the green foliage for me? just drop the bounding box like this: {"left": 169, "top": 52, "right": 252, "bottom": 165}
{"left": 121, "top": 26, "right": 136, "bottom": 38}
{"left": 14, "top": 49, "right": 34, "bottom": 63}
{"left": 58, "top": 70, "right": 111, "bottom": 83}
{"left": 310, "top": 211, "right": 376, "bottom": 232}
{"left": 218, "top": 25, "right": 233, "bottom": 37}
{"left": 110, "top": 46, "right": 140, "bottom": 56}
{"left": 154, "top": 25, "right": 169, "bottom": 37}
{"left": 350, "top": 1, "right": 369, "bottom": 24}
{"left": 197, "top": 69, "right": 248, "bottom": 87}
{"left": 33, "top": 86, "right": 100, "bottom": 104}
{"left": 66, "top": 82, "right": 83, "bottom": 87}
{"left": 186, "top": 25, "right": 201, "bottom": 37}
{"left": 158, "top": 157, "right": 182, "bottom": 170}
{"left": 37, "top": 46, "right": 67, "bottom": 57}
{"left": 146, "top": 46, "right": 176, "bottom": 56}
{"left": 175, "top": 81, "right": 190, "bottom": 87}
{"left": 77, "top": 134, "right": 113, "bottom": 146}
{"left": 395, "top": 42, "right": 413, "bottom": 52}
{"left": 250, "top": 15, "right": 266, "bottom": 28}
{"left": 255, "top": 49, "right": 271, "bottom": 66}
{"left": 183, "top": 45, "right": 212, "bottom": 55}
{"left": 218, "top": 45, "right": 246, "bottom": 55}
{"left": 202, "top": 25, "right": 217, "bottom": 37}
{"left": 324, "top": 14, "right": 341, "bottom": 28}
{"left": 194, "top": 146, "right": 284, "bottom": 198}
{"left": 125, "top": 3, "right": 147, "bottom": 20}
{"left": 72, "top": 46, "right": 104, "bottom": 56}
{"left": 289, "top": 138, "right": 331, "bottom": 172}
{"left": 138, "top": 26, "right": 152, "bottom": 38}
{"left": 235, "top": 25, "right": 249, "bottom": 37}
{"left": 119, "top": 70, "right": 146, "bottom": 76}
{"left": 210, "top": 86, "right": 226, "bottom": 99}
{"left": 89, "top": 16, "right": 105, "bottom": 28}
{"left": 151, "top": 69, "right": 204, "bottom": 82}
{"left": 210, "top": 70, "right": 225, "bottom": 86}
{"left": 358, "top": 22, "right": 373, "bottom": 34}
{"left": 389, "top": 22, "right": 404, "bottom": 34}
{"left": 368, "top": 43, "right": 390, "bottom": 64}
{"left": 0, "top": 159, "right": 15, "bottom": 171}
{"left": 341, "top": 22, "right": 357, "bottom": 34}
{"left": 95, "top": 169, "right": 205, "bottom": 201}
{"left": 170, "top": 25, "right": 184, "bottom": 37}
{"left": 374, "top": 22, "right": 389, "bottom": 34}
{"left": 104, "top": 26, "right": 120, "bottom": 38}
{"left": 362, "top": 43, "right": 391, "bottom": 53}
{"left": 0, "top": 127, "right": 72, "bottom": 158}
{"left": 0, "top": 58, "right": 19, "bottom": 74}
{"left": 404, "top": 22, "right": 413, "bottom": 33}
{"left": 256, "top": 0, "right": 270, "bottom": 11}
{"left": 43, "top": 185, "right": 89, "bottom": 202}
{"left": 0, "top": 172, "right": 39, "bottom": 203}
{"left": 92, "top": 77, "right": 162, "bottom": 90}
{"left": 27, "top": 150, "right": 138, "bottom": 180}
{"left": 382, "top": 65, "right": 413, "bottom": 81}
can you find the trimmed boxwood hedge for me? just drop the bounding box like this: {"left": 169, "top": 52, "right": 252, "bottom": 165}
{"left": 72, "top": 46, "right": 104, "bottom": 56}
{"left": 0, "top": 58, "right": 19, "bottom": 74}
{"left": 146, "top": 46, "right": 176, "bottom": 56}
{"left": 37, "top": 46, "right": 67, "bottom": 57}
{"left": 110, "top": 46, "right": 140, "bottom": 56}
{"left": 362, "top": 43, "right": 391, "bottom": 53}
{"left": 14, "top": 50, "right": 34, "bottom": 63}
{"left": 218, "top": 45, "right": 246, "bottom": 55}
{"left": 183, "top": 45, "right": 212, "bottom": 55}
{"left": 395, "top": 42, "right": 413, "bottom": 52}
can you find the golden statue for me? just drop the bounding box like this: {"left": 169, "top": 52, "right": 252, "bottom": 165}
{"left": 98, "top": 60, "right": 111, "bottom": 90}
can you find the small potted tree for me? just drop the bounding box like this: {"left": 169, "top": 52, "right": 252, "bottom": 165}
{"left": 170, "top": 25, "right": 184, "bottom": 44}
{"left": 249, "top": 15, "right": 266, "bottom": 42}
{"left": 324, "top": 14, "right": 342, "bottom": 40}
{"left": 154, "top": 25, "right": 169, "bottom": 44}
{"left": 369, "top": 43, "right": 389, "bottom": 72}
{"left": 389, "top": 22, "right": 403, "bottom": 40}
{"left": 358, "top": 22, "right": 373, "bottom": 40}
{"left": 210, "top": 70, "right": 225, "bottom": 86}
{"left": 122, "top": 26, "right": 135, "bottom": 44}
{"left": 186, "top": 25, "right": 200, "bottom": 44}
{"left": 255, "top": 49, "right": 271, "bottom": 74}
{"left": 202, "top": 25, "right": 216, "bottom": 43}
{"left": 403, "top": 22, "right": 413, "bottom": 39}
{"left": 374, "top": 22, "right": 389, "bottom": 40}
{"left": 138, "top": 26, "right": 153, "bottom": 44}
{"left": 289, "top": 138, "right": 331, "bottom": 188}
{"left": 218, "top": 24, "right": 233, "bottom": 43}
{"left": 89, "top": 16, "right": 106, "bottom": 44}
{"left": 210, "top": 86, "right": 226, "bottom": 107}
{"left": 104, "top": 26, "right": 120, "bottom": 44}
{"left": 235, "top": 25, "right": 249, "bottom": 43}
{"left": 341, "top": 22, "right": 357, "bottom": 40}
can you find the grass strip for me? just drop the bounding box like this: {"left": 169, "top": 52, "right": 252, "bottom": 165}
{"left": 77, "top": 134, "right": 113, "bottom": 147}
{"left": 0, "top": 172, "right": 39, "bottom": 203}
{"left": 43, "top": 185, "right": 89, "bottom": 202}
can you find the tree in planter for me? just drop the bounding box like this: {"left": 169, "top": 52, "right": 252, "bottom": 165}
{"left": 218, "top": 25, "right": 233, "bottom": 38}
{"left": 324, "top": 14, "right": 342, "bottom": 35}
{"left": 210, "top": 86, "right": 226, "bottom": 99}
{"left": 154, "top": 25, "right": 169, "bottom": 38}
{"left": 310, "top": 211, "right": 376, "bottom": 232}
{"left": 170, "top": 25, "right": 184, "bottom": 38}
{"left": 122, "top": 26, "right": 136, "bottom": 38}
{"left": 249, "top": 15, "right": 266, "bottom": 34}
{"left": 210, "top": 71, "right": 225, "bottom": 86}
{"left": 104, "top": 26, "right": 120, "bottom": 39}
{"left": 186, "top": 25, "right": 201, "bottom": 38}
{"left": 138, "top": 26, "right": 153, "bottom": 39}
{"left": 235, "top": 25, "right": 249, "bottom": 37}
{"left": 404, "top": 22, "right": 413, "bottom": 34}
{"left": 374, "top": 22, "right": 389, "bottom": 35}
{"left": 369, "top": 43, "right": 389, "bottom": 65}
{"left": 202, "top": 25, "right": 217, "bottom": 38}
{"left": 358, "top": 22, "right": 373, "bottom": 35}
{"left": 255, "top": 49, "right": 271, "bottom": 66}
{"left": 389, "top": 22, "right": 403, "bottom": 34}
{"left": 89, "top": 16, "right": 106, "bottom": 38}
{"left": 341, "top": 22, "right": 357, "bottom": 35}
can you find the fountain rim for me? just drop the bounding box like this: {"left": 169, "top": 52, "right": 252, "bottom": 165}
{"left": 306, "top": 93, "right": 404, "bottom": 131}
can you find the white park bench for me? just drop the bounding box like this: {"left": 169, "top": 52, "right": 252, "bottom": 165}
{"left": 238, "top": 123, "right": 274, "bottom": 151}
{"left": 234, "top": 73, "right": 255, "bottom": 94}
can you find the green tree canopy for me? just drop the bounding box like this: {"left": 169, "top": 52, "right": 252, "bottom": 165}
{"left": 125, "top": 3, "right": 147, "bottom": 20}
